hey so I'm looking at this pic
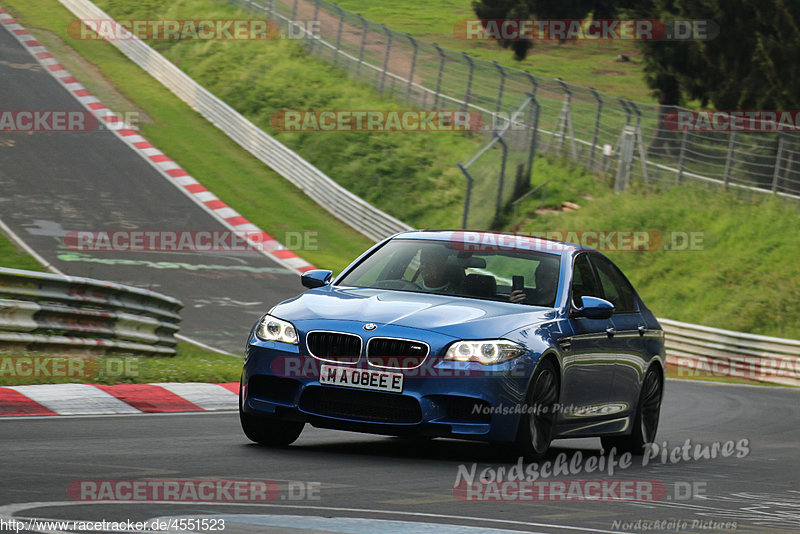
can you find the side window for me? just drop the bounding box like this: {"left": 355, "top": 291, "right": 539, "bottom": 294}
{"left": 571, "top": 254, "right": 603, "bottom": 308}
{"left": 590, "top": 255, "right": 638, "bottom": 313}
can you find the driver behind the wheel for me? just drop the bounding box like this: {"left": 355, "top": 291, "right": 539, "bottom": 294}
{"left": 415, "top": 246, "right": 453, "bottom": 292}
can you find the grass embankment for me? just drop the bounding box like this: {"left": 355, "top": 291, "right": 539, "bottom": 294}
{"left": 516, "top": 184, "right": 800, "bottom": 340}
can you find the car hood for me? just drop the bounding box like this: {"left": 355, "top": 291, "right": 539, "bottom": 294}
{"left": 270, "top": 286, "right": 557, "bottom": 339}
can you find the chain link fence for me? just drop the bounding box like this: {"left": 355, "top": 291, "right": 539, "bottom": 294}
{"left": 231, "top": 0, "right": 800, "bottom": 229}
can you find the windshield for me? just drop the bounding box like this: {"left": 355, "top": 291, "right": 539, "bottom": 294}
{"left": 337, "top": 239, "right": 561, "bottom": 307}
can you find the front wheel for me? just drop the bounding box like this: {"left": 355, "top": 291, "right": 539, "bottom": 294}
{"left": 240, "top": 411, "right": 304, "bottom": 446}
{"left": 514, "top": 358, "right": 559, "bottom": 461}
{"left": 239, "top": 378, "right": 304, "bottom": 446}
{"left": 602, "top": 366, "right": 662, "bottom": 455}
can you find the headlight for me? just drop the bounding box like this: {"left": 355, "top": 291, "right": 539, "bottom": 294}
{"left": 255, "top": 314, "right": 298, "bottom": 345}
{"left": 443, "top": 340, "right": 525, "bottom": 365}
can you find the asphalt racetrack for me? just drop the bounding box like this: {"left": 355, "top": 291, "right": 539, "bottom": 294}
{"left": 1, "top": 380, "right": 799, "bottom": 533}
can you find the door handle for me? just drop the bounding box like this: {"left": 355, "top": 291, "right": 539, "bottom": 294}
{"left": 605, "top": 326, "right": 616, "bottom": 337}
{"left": 637, "top": 324, "right": 647, "bottom": 336}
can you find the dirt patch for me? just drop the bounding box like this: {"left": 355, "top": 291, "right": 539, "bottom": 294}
{"left": 591, "top": 70, "right": 625, "bottom": 76}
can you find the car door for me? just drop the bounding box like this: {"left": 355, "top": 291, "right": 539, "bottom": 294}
{"left": 560, "top": 253, "right": 616, "bottom": 421}
{"left": 588, "top": 254, "right": 646, "bottom": 416}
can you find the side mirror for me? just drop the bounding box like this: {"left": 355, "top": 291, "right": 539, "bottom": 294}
{"left": 576, "top": 296, "right": 615, "bottom": 319}
{"left": 301, "top": 269, "right": 333, "bottom": 289}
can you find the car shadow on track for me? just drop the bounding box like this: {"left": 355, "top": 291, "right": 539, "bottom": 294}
{"left": 241, "top": 435, "right": 603, "bottom": 465}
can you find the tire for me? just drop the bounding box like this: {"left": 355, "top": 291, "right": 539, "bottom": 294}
{"left": 239, "top": 379, "right": 304, "bottom": 446}
{"left": 514, "top": 358, "right": 559, "bottom": 461}
{"left": 602, "top": 366, "right": 662, "bottom": 455}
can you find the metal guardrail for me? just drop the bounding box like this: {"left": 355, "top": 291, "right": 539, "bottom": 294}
{"left": 58, "top": 0, "right": 412, "bottom": 242}
{"left": 0, "top": 268, "right": 182, "bottom": 356}
{"left": 660, "top": 318, "right": 800, "bottom": 387}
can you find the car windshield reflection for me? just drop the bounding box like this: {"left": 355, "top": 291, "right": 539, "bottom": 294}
{"left": 336, "top": 239, "right": 561, "bottom": 307}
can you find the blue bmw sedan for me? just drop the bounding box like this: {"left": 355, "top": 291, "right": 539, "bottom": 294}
{"left": 240, "top": 230, "right": 665, "bottom": 459}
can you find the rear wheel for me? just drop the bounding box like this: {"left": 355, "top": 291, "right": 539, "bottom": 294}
{"left": 514, "top": 358, "right": 559, "bottom": 461}
{"left": 602, "top": 366, "right": 662, "bottom": 455}
{"left": 239, "top": 379, "right": 304, "bottom": 446}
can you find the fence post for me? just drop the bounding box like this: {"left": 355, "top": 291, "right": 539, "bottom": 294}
{"left": 379, "top": 24, "right": 392, "bottom": 94}
{"left": 462, "top": 52, "right": 474, "bottom": 111}
{"left": 526, "top": 94, "right": 540, "bottom": 185}
{"left": 458, "top": 164, "right": 473, "bottom": 229}
{"left": 308, "top": 0, "right": 321, "bottom": 54}
{"left": 618, "top": 98, "right": 631, "bottom": 126}
{"left": 433, "top": 43, "right": 446, "bottom": 110}
{"left": 291, "top": 0, "right": 298, "bottom": 22}
{"left": 356, "top": 14, "right": 368, "bottom": 77}
{"left": 524, "top": 71, "right": 538, "bottom": 97}
{"left": 588, "top": 88, "right": 602, "bottom": 171}
{"left": 333, "top": 5, "right": 345, "bottom": 66}
{"left": 406, "top": 34, "right": 418, "bottom": 100}
{"left": 494, "top": 134, "right": 508, "bottom": 225}
{"left": 615, "top": 126, "right": 635, "bottom": 192}
{"left": 628, "top": 100, "right": 649, "bottom": 186}
{"left": 555, "top": 79, "right": 576, "bottom": 159}
{"left": 677, "top": 129, "right": 688, "bottom": 184}
{"left": 723, "top": 132, "right": 736, "bottom": 189}
{"left": 493, "top": 61, "right": 506, "bottom": 117}
{"left": 772, "top": 133, "right": 785, "bottom": 193}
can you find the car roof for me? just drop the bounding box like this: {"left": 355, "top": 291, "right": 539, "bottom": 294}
{"left": 392, "top": 230, "right": 585, "bottom": 255}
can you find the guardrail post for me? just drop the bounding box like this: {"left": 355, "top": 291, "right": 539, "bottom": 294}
{"left": 433, "top": 43, "right": 446, "bottom": 110}
{"left": 406, "top": 34, "right": 418, "bottom": 100}
{"left": 723, "top": 132, "right": 736, "bottom": 189}
{"left": 356, "top": 14, "right": 368, "bottom": 77}
{"left": 457, "top": 164, "right": 473, "bottom": 229}
{"left": 462, "top": 52, "right": 474, "bottom": 111}
{"left": 495, "top": 133, "right": 508, "bottom": 225}
{"left": 772, "top": 133, "right": 786, "bottom": 193}
{"left": 677, "top": 129, "right": 688, "bottom": 184}
{"left": 493, "top": 61, "right": 506, "bottom": 116}
{"left": 379, "top": 24, "right": 392, "bottom": 94}
{"left": 333, "top": 5, "right": 345, "bottom": 66}
{"left": 588, "top": 88, "right": 602, "bottom": 171}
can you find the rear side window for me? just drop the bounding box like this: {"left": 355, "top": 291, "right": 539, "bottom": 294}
{"left": 590, "top": 255, "right": 638, "bottom": 313}
{"left": 571, "top": 254, "right": 603, "bottom": 307}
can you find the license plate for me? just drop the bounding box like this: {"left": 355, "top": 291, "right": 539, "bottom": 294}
{"left": 319, "top": 364, "right": 403, "bottom": 393}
